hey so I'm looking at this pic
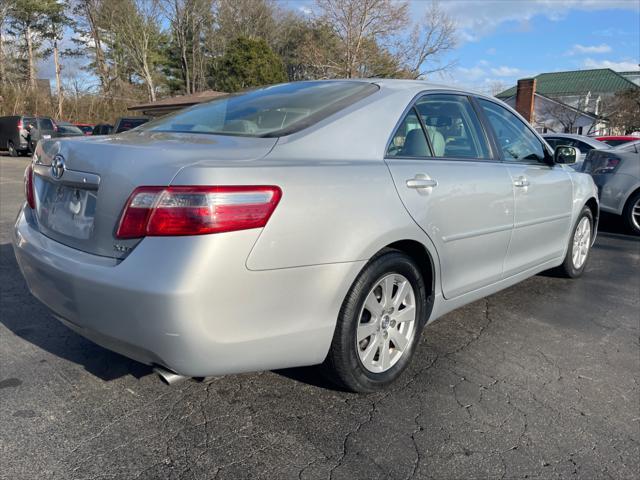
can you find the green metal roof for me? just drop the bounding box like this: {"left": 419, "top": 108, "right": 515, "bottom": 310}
{"left": 496, "top": 68, "right": 639, "bottom": 99}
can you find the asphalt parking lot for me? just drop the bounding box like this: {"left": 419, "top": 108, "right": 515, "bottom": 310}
{"left": 1, "top": 152, "right": 639, "bottom": 480}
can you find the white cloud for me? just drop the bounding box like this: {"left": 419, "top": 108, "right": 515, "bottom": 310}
{"left": 490, "top": 66, "right": 522, "bottom": 76}
{"left": 486, "top": 47, "right": 497, "bottom": 55}
{"left": 457, "top": 66, "right": 487, "bottom": 81}
{"left": 566, "top": 43, "right": 612, "bottom": 55}
{"left": 583, "top": 58, "right": 640, "bottom": 71}
{"left": 428, "top": 0, "right": 638, "bottom": 43}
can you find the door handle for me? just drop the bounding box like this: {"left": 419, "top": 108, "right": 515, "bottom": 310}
{"left": 406, "top": 176, "right": 438, "bottom": 189}
{"left": 513, "top": 177, "right": 530, "bottom": 188}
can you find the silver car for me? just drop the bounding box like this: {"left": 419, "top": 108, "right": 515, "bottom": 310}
{"left": 582, "top": 140, "right": 640, "bottom": 234}
{"left": 13, "top": 80, "right": 599, "bottom": 392}
{"left": 542, "top": 133, "right": 611, "bottom": 171}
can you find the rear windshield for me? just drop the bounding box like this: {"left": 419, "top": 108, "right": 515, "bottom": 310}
{"left": 39, "top": 118, "right": 55, "bottom": 130}
{"left": 141, "top": 81, "right": 378, "bottom": 138}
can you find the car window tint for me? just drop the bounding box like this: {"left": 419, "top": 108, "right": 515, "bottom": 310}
{"left": 414, "top": 95, "right": 490, "bottom": 159}
{"left": 577, "top": 141, "right": 593, "bottom": 152}
{"left": 387, "top": 110, "right": 430, "bottom": 157}
{"left": 39, "top": 118, "right": 54, "bottom": 130}
{"left": 545, "top": 138, "right": 560, "bottom": 149}
{"left": 478, "top": 98, "right": 545, "bottom": 162}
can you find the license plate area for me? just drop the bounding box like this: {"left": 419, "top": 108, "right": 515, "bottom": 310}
{"left": 36, "top": 177, "right": 97, "bottom": 240}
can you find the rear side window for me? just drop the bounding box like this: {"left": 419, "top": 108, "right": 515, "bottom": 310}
{"left": 387, "top": 110, "right": 429, "bottom": 157}
{"left": 478, "top": 98, "right": 545, "bottom": 162}
{"left": 142, "top": 81, "right": 378, "bottom": 137}
{"left": 415, "top": 95, "right": 490, "bottom": 159}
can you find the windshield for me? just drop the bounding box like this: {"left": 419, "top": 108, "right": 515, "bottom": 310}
{"left": 141, "top": 81, "right": 378, "bottom": 138}
{"left": 614, "top": 140, "right": 640, "bottom": 153}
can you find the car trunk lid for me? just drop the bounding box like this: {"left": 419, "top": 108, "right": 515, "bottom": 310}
{"left": 32, "top": 132, "right": 277, "bottom": 259}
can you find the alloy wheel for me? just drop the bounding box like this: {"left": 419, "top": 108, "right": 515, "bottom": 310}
{"left": 572, "top": 217, "right": 591, "bottom": 269}
{"left": 356, "top": 273, "right": 417, "bottom": 373}
{"left": 632, "top": 198, "right": 640, "bottom": 232}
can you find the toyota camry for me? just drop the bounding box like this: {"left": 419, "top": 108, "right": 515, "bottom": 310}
{"left": 13, "top": 80, "right": 598, "bottom": 392}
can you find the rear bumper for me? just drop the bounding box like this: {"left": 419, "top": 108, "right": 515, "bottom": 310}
{"left": 12, "top": 208, "right": 365, "bottom": 377}
{"left": 592, "top": 173, "right": 637, "bottom": 215}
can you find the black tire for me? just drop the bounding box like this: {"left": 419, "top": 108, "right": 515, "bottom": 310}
{"left": 7, "top": 141, "right": 17, "bottom": 157}
{"left": 557, "top": 207, "right": 593, "bottom": 278}
{"left": 323, "top": 250, "right": 428, "bottom": 393}
{"left": 622, "top": 191, "right": 640, "bottom": 236}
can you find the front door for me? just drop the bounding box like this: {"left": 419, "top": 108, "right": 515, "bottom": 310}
{"left": 385, "top": 94, "right": 514, "bottom": 299}
{"left": 477, "top": 98, "right": 573, "bottom": 276}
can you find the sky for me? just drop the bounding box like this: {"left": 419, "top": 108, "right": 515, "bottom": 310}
{"left": 41, "top": 0, "right": 640, "bottom": 93}
{"left": 286, "top": 0, "right": 640, "bottom": 92}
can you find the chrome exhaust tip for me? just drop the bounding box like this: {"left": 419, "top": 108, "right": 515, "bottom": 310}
{"left": 153, "top": 366, "right": 187, "bottom": 385}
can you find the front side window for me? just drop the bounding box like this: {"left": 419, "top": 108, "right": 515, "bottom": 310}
{"left": 142, "top": 81, "right": 378, "bottom": 138}
{"left": 415, "top": 95, "right": 490, "bottom": 159}
{"left": 386, "top": 110, "right": 429, "bottom": 157}
{"left": 478, "top": 98, "right": 546, "bottom": 162}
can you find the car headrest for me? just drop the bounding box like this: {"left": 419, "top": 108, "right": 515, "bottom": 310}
{"left": 402, "top": 129, "right": 429, "bottom": 157}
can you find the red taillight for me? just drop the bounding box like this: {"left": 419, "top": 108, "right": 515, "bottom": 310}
{"left": 594, "top": 157, "right": 621, "bottom": 174}
{"left": 17, "top": 120, "right": 23, "bottom": 131}
{"left": 116, "top": 186, "right": 282, "bottom": 238}
{"left": 24, "top": 164, "right": 35, "bottom": 209}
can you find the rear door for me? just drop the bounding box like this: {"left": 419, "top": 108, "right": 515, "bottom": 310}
{"left": 385, "top": 93, "right": 514, "bottom": 299}
{"left": 477, "top": 98, "right": 573, "bottom": 276}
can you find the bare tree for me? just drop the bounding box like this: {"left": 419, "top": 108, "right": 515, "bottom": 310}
{"left": 608, "top": 88, "right": 640, "bottom": 134}
{"left": 401, "top": 1, "right": 456, "bottom": 79}
{"left": 0, "top": 1, "right": 16, "bottom": 85}
{"left": 486, "top": 80, "right": 508, "bottom": 97}
{"left": 160, "top": 0, "right": 211, "bottom": 94}
{"left": 72, "top": 0, "right": 111, "bottom": 93}
{"left": 112, "top": 0, "right": 165, "bottom": 101}
{"left": 314, "top": 0, "right": 409, "bottom": 78}
{"left": 537, "top": 96, "right": 595, "bottom": 133}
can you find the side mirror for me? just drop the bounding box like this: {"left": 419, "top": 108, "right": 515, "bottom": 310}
{"left": 554, "top": 145, "right": 577, "bottom": 164}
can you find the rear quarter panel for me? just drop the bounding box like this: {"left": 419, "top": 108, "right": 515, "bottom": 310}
{"left": 172, "top": 158, "right": 438, "bottom": 271}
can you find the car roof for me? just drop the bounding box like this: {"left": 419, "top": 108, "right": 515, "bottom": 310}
{"left": 542, "top": 133, "right": 609, "bottom": 148}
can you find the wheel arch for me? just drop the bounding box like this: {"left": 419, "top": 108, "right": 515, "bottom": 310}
{"left": 584, "top": 196, "right": 599, "bottom": 239}
{"left": 375, "top": 239, "right": 437, "bottom": 321}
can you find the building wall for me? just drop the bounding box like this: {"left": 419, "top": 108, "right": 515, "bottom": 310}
{"left": 503, "top": 96, "right": 605, "bottom": 135}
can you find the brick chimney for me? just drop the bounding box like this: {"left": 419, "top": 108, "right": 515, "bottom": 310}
{"left": 515, "top": 78, "right": 536, "bottom": 123}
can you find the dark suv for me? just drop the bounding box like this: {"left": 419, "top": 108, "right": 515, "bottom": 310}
{"left": 0, "top": 115, "right": 57, "bottom": 156}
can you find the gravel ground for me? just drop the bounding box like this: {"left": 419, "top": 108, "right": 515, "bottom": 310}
{"left": 1, "top": 152, "right": 639, "bottom": 479}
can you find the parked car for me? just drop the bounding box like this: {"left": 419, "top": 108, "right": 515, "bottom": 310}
{"left": 55, "top": 121, "right": 85, "bottom": 138}
{"left": 595, "top": 135, "right": 640, "bottom": 147}
{"left": 542, "top": 133, "right": 610, "bottom": 171}
{"left": 74, "top": 123, "right": 95, "bottom": 136}
{"left": 13, "top": 80, "right": 598, "bottom": 392}
{"left": 0, "top": 115, "right": 56, "bottom": 156}
{"left": 113, "top": 117, "right": 149, "bottom": 133}
{"left": 92, "top": 123, "right": 113, "bottom": 135}
{"left": 582, "top": 140, "right": 640, "bottom": 234}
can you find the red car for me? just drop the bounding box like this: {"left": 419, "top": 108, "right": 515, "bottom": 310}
{"left": 74, "top": 123, "right": 96, "bottom": 136}
{"left": 595, "top": 135, "right": 640, "bottom": 147}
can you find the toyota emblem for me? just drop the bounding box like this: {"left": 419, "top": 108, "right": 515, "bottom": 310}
{"left": 51, "top": 155, "right": 65, "bottom": 179}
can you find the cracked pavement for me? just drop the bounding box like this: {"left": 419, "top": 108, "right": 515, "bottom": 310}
{"left": 1, "top": 154, "right": 639, "bottom": 479}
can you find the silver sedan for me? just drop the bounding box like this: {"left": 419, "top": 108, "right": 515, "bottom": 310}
{"left": 13, "top": 80, "right": 598, "bottom": 392}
